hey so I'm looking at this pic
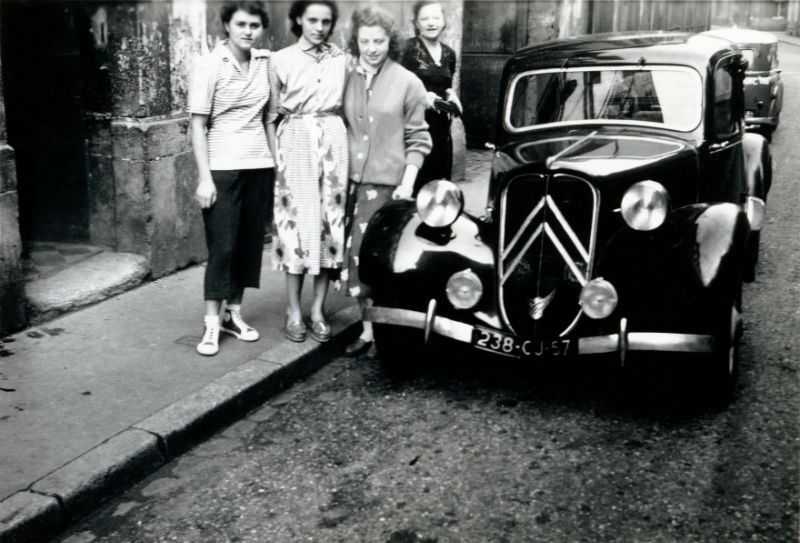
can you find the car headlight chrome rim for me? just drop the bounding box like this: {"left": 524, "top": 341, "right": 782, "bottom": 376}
{"left": 620, "top": 180, "right": 669, "bottom": 231}
{"left": 446, "top": 268, "right": 483, "bottom": 309}
{"left": 580, "top": 278, "right": 618, "bottom": 319}
{"left": 416, "top": 179, "right": 464, "bottom": 228}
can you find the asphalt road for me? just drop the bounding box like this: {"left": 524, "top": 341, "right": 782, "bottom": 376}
{"left": 57, "top": 44, "right": 800, "bottom": 543}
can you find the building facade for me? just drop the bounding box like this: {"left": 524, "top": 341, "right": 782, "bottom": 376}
{"left": 0, "top": 0, "right": 720, "bottom": 335}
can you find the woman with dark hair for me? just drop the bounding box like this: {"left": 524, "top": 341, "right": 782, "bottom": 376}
{"left": 188, "top": 1, "right": 277, "bottom": 356}
{"left": 401, "top": 1, "right": 462, "bottom": 194}
{"left": 272, "top": 1, "right": 348, "bottom": 343}
{"left": 341, "top": 6, "right": 432, "bottom": 356}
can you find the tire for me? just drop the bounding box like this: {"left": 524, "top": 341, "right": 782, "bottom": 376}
{"left": 705, "top": 286, "right": 743, "bottom": 407}
{"left": 743, "top": 230, "right": 760, "bottom": 283}
{"left": 373, "top": 323, "right": 426, "bottom": 378}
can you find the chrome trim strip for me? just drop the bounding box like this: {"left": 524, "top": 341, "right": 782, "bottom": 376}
{"left": 579, "top": 332, "right": 715, "bottom": 354}
{"left": 424, "top": 299, "right": 437, "bottom": 345}
{"left": 367, "top": 307, "right": 473, "bottom": 343}
{"left": 502, "top": 197, "right": 546, "bottom": 260}
{"left": 368, "top": 307, "right": 716, "bottom": 355}
{"left": 545, "top": 223, "right": 587, "bottom": 285}
{"left": 546, "top": 195, "right": 590, "bottom": 262}
{"left": 502, "top": 223, "right": 543, "bottom": 283}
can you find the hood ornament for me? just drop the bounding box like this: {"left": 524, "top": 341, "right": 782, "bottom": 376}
{"left": 528, "top": 290, "right": 555, "bottom": 320}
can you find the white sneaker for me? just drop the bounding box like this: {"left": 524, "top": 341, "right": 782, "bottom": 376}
{"left": 221, "top": 309, "right": 259, "bottom": 341}
{"left": 197, "top": 316, "right": 220, "bottom": 356}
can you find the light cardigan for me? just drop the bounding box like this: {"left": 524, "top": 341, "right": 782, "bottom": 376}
{"left": 343, "top": 58, "right": 432, "bottom": 186}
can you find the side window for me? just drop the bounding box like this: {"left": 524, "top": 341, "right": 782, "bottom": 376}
{"left": 712, "top": 60, "right": 739, "bottom": 139}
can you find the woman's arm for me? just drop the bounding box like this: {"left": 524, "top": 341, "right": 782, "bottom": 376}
{"left": 191, "top": 114, "right": 216, "bottom": 209}
{"left": 393, "top": 76, "right": 433, "bottom": 200}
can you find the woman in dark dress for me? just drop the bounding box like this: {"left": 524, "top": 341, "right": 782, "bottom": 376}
{"left": 401, "top": 0, "right": 462, "bottom": 195}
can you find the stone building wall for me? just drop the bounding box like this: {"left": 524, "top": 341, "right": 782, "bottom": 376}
{"left": 0, "top": 21, "right": 26, "bottom": 334}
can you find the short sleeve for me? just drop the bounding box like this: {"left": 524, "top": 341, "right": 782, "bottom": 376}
{"left": 265, "top": 58, "right": 280, "bottom": 124}
{"left": 188, "top": 54, "right": 216, "bottom": 115}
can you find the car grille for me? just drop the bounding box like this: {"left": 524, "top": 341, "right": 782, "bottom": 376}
{"left": 498, "top": 173, "right": 599, "bottom": 337}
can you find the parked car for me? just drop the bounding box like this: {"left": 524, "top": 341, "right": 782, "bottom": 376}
{"left": 704, "top": 27, "right": 783, "bottom": 140}
{"left": 358, "top": 32, "right": 771, "bottom": 402}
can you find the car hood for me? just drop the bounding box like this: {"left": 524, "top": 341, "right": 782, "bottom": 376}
{"left": 501, "top": 129, "right": 697, "bottom": 179}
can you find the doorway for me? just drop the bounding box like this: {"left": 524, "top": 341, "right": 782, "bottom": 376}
{"left": 1, "top": 0, "right": 91, "bottom": 246}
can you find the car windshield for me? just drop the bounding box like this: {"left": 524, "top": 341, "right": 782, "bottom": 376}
{"left": 506, "top": 66, "right": 703, "bottom": 132}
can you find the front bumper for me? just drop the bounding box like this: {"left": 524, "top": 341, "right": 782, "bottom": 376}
{"left": 366, "top": 306, "right": 715, "bottom": 356}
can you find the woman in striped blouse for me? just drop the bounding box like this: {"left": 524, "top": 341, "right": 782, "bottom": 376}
{"left": 188, "top": 1, "right": 278, "bottom": 356}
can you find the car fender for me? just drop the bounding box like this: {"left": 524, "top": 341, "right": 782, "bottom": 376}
{"left": 742, "top": 130, "right": 771, "bottom": 198}
{"left": 688, "top": 203, "right": 750, "bottom": 290}
{"left": 359, "top": 201, "right": 497, "bottom": 318}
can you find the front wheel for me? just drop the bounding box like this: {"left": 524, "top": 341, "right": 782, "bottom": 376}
{"left": 705, "top": 291, "right": 743, "bottom": 407}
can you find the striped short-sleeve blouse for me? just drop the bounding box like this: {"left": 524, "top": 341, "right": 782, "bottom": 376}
{"left": 188, "top": 41, "right": 278, "bottom": 171}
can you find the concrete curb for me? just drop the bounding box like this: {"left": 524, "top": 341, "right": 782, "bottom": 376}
{"left": 0, "top": 304, "right": 360, "bottom": 543}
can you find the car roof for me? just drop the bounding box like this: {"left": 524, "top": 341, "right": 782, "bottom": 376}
{"left": 702, "top": 27, "right": 778, "bottom": 46}
{"left": 506, "top": 31, "right": 736, "bottom": 73}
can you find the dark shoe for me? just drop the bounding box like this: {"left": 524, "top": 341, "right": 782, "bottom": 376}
{"left": 284, "top": 318, "right": 307, "bottom": 342}
{"left": 345, "top": 337, "right": 373, "bottom": 356}
{"left": 309, "top": 319, "right": 331, "bottom": 343}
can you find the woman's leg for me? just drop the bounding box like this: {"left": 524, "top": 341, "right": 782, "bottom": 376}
{"left": 359, "top": 296, "right": 373, "bottom": 341}
{"left": 286, "top": 272, "right": 304, "bottom": 323}
{"left": 310, "top": 270, "right": 329, "bottom": 322}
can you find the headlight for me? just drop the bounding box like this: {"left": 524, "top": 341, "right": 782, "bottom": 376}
{"left": 620, "top": 180, "right": 669, "bottom": 231}
{"left": 580, "top": 278, "right": 618, "bottom": 319}
{"left": 416, "top": 180, "right": 464, "bottom": 228}
{"left": 446, "top": 269, "right": 483, "bottom": 309}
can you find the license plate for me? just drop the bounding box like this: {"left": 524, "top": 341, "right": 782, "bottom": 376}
{"left": 471, "top": 326, "right": 575, "bottom": 359}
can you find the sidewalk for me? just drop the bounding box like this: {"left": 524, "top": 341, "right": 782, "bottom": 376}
{"left": 0, "top": 251, "right": 360, "bottom": 543}
{"left": 0, "top": 150, "right": 494, "bottom": 543}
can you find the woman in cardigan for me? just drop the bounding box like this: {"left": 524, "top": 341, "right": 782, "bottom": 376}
{"left": 401, "top": 1, "right": 462, "bottom": 195}
{"left": 341, "top": 6, "right": 432, "bottom": 356}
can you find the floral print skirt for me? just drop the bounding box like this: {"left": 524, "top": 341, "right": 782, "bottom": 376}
{"left": 341, "top": 182, "right": 394, "bottom": 298}
{"left": 273, "top": 115, "right": 348, "bottom": 275}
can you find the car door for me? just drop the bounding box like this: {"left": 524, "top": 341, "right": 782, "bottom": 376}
{"left": 701, "top": 54, "right": 746, "bottom": 205}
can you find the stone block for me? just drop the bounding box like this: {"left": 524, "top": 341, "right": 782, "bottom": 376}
{"left": 133, "top": 359, "right": 283, "bottom": 457}
{"left": 112, "top": 116, "right": 191, "bottom": 162}
{"left": 0, "top": 191, "right": 25, "bottom": 335}
{"left": 84, "top": 114, "right": 113, "bottom": 157}
{"left": 111, "top": 120, "right": 146, "bottom": 162}
{"left": 174, "top": 151, "right": 206, "bottom": 268}
{"left": 0, "top": 144, "right": 16, "bottom": 193}
{"left": 86, "top": 154, "right": 116, "bottom": 248}
{"left": 143, "top": 116, "right": 191, "bottom": 160}
{"left": 112, "top": 159, "right": 151, "bottom": 255}
{"left": 25, "top": 252, "right": 149, "bottom": 321}
{"left": 147, "top": 155, "right": 178, "bottom": 277}
{"left": 31, "top": 429, "right": 164, "bottom": 520}
{"left": 0, "top": 491, "right": 64, "bottom": 543}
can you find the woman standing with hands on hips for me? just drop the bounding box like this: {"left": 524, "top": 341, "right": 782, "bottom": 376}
{"left": 271, "top": 1, "right": 348, "bottom": 343}
{"left": 341, "top": 6, "right": 432, "bottom": 357}
{"left": 401, "top": 1, "right": 462, "bottom": 195}
{"left": 189, "top": 1, "right": 277, "bottom": 356}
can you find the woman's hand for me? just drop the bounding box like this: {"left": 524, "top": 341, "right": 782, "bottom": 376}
{"left": 195, "top": 178, "right": 217, "bottom": 209}
{"left": 445, "top": 88, "right": 463, "bottom": 115}
{"left": 423, "top": 91, "right": 439, "bottom": 110}
{"left": 392, "top": 183, "right": 414, "bottom": 201}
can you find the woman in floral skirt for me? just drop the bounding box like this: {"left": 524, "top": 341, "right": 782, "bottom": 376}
{"left": 272, "top": 0, "right": 348, "bottom": 343}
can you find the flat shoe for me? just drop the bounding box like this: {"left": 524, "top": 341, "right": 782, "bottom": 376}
{"left": 284, "top": 318, "right": 307, "bottom": 342}
{"left": 309, "top": 319, "right": 331, "bottom": 343}
{"left": 345, "top": 337, "right": 373, "bottom": 356}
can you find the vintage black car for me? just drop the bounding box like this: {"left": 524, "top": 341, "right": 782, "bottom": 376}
{"left": 359, "top": 32, "right": 771, "bottom": 401}
{"left": 704, "top": 27, "right": 783, "bottom": 140}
